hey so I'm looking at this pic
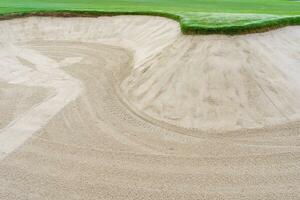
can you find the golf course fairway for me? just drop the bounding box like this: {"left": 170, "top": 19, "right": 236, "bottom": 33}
{"left": 0, "top": 1, "right": 300, "bottom": 200}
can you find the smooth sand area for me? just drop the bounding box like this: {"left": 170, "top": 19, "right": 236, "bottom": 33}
{"left": 0, "top": 16, "right": 299, "bottom": 199}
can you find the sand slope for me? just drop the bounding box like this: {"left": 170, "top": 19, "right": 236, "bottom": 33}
{"left": 121, "top": 27, "right": 300, "bottom": 132}
{"left": 0, "top": 16, "right": 300, "bottom": 199}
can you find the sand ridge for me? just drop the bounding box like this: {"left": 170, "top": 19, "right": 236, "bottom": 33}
{"left": 0, "top": 16, "right": 299, "bottom": 199}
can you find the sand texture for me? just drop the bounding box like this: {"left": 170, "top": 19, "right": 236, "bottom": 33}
{"left": 0, "top": 16, "right": 300, "bottom": 199}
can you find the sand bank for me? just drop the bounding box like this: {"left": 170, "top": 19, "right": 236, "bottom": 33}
{"left": 0, "top": 16, "right": 299, "bottom": 199}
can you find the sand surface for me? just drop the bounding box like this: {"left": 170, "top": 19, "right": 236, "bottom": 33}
{"left": 0, "top": 16, "right": 300, "bottom": 199}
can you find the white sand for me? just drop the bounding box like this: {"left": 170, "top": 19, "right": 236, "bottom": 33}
{"left": 0, "top": 16, "right": 299, "bottom": 199}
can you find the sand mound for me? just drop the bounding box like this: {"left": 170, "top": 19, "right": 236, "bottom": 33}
{"left": 121, "top": 27, "right": 300, "bottom": 132}
{"left": 0, "top": 16, "right": 300, "bottom": 199}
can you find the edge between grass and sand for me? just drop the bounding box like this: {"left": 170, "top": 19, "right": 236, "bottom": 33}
{"left": 0, "top": 9, "right": 299, "bottom": 35}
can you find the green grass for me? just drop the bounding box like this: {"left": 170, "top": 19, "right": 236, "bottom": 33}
{"left": 0, "top": 0, "right": 300, "bottom": 34}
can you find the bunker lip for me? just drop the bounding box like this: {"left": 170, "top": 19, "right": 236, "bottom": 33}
{"left": 0, "top": 11, "right": 300, "bottom": 35}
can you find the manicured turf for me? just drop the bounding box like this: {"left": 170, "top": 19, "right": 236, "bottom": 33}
{"left": 1, "top": 0, "right": 300, "bottom": 34}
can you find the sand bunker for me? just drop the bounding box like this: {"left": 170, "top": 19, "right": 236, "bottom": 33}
{"left": 1, "top": 16, "right": 300, "bottom": 133}
{"left": 0, "top": 16, "right": 300, "bottom": 199}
